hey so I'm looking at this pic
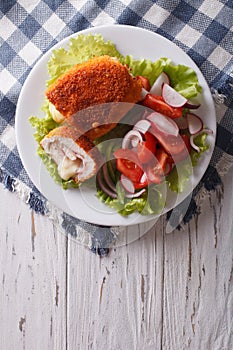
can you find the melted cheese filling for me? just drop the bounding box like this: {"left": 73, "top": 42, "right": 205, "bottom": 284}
{"left": 57, "top": 156, "right": 82, "bottom": 181}
{"left": 49, "top": 103, "right": 65, "bottom": 123}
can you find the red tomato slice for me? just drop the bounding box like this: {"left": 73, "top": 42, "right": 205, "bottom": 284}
{"left": 133, "top": 173, "right": 149, "bottom": 189}
{"left": 181, "top": 134, "right": 191, "bottom": 153}
{"left": 143, "top": 94, "right": 183, "bottom": 118}
{"left": 114, "top": 148, "right": 143, "bottom": 183}
{"left": 150, "top": 126, "right": 190, "bottom": 163}
{"left": 137, "top": 131, "right": 157, "bottom": 164}
{"left": 137, "top": 76, "right": 151, "bottom": 91}
{"left": 146, "top": 148, "right": 170, "bottom": 184}
{"left": 156, "top": 148, "right": 170, "bottom": 172}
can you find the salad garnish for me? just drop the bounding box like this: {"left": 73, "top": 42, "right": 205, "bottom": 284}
{"left": 29, "top": 33, "right": 213, "bottom": 216}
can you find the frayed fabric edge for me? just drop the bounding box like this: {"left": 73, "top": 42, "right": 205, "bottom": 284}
{"left": 0, "top": 168, "right": 118, "bottom": 256}
{"left": 1, "top": 146, "right": 233, "bottom": 249}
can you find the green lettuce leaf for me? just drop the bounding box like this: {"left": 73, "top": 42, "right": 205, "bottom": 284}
{"left": 166, "top": 132, "right": 209, "bottom": 193}
{"left": 163, "top": 63, "right": 202, "bottom": 98}
{"left": 123, "top": 55, "right": 201, "bottom": 99}
{"left": 190, "top": 132, "right": 209, "bottom": 166}
{"left": 123, "top": 55, "right": 171, "bottom": 85}
{"left": 29, "top": 112, "right": 58, "bottom": 143}
{"left": 97, "top": 183, "right": 166, "bottom": 216}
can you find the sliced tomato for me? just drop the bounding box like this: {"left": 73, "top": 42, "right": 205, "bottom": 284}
{"left": 169, "top": 134, "right": 191, "bottom": 162}
{"left": 114, "top": 148, "right": 143, "bottom": 183}
{"left": 146, "top": 148, "right": 170, "bottom": 184}
{"left": 137, "top": 76, "right": 151, "bottom": 91}
{"left": 164, "top": 156, "right": 174, "bottom": 175}
{"left": 133, "top": 173, "right": 149, "bottom": 189}
{"left": 181, "top": 134, "right": 191, "bottom": 153}
{"left": 156, "top": 148, "right": 174, "bottom": 175}
{"left": 143, "top": 93, "right": 183, "bottom": 118}
{"left": 137, "top": 131, "right": 157, "bottom": 164}
{"left": 156, "top": 148, "right": 170, "bottom": 172}
{"left": 150, "top": 126, "right": 190, "bottom": 163}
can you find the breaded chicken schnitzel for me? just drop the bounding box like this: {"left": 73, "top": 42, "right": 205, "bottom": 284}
{"left": 41, "top": 124, "right": 103, "bottom": 183}
{"left": 41, "top": 55, "right": 142, "bottom": 183}
{"left": 46, "top": 55, "right": 142, "bottom": 122}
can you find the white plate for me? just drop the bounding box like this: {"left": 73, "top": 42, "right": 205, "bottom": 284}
{"left": 15, "top": 24, "right": 216, "bottom": 227}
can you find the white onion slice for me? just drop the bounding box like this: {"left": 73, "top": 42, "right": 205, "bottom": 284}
{"left": 133, "top": 119, "right": 151, "bottom": 134}
{"left": 122, "top": 130, "right": 143, "bottom": 149}
{"left": 126, "top": 188, "right": 146, "bottom": 198}
{"left": 150, "top": 72, "right": 170, "bottom": 95}
{"left": 140, "top": 87, "right": 149, "bottom": 100}
{"left": 147, "top": 112, "right": 179, "bottom": 136}
{"left": 162, "top": 83, "right": 187, "bottom": 107}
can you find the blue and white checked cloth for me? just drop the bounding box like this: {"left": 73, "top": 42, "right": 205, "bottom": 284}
{"left": 0, "top": 0, "right": 233, "bottom": 255}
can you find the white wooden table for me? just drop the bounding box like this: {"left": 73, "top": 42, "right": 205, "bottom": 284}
{"left": 0, "top": 166, "right": 232, "bottom": 350}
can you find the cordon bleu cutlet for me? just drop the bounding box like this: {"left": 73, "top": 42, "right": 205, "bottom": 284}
{"left": 46, "top": 55, "right": 142, "bottom": 140}
{"left": 41, "top": 55, "right": 143, "bottom": 183}
{"left": 40, "top": 124, "right": 103, "bottom": 183}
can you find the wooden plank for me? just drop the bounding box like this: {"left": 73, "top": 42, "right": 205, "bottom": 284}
{"left": 0, "top": 188, "right": 67, "bottom": 349}
{"left": 66, "top": 214, "right": 166, "bottom": 349}
{"left": 162, "top": 168, "right": 233, "bottom": 349}
{"left": 66, "top": 167, "right": 233, "bottom": 349}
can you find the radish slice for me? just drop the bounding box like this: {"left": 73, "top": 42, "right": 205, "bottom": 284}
{"left": 190, "top": 128, "right": 213, "bottom": 152}
{"left": 133, "top": 119, "right": 151, "bottom": 134}
{"left": 185, "top": 101, "right": 201, "bottom": 109}
{"left": 147, "top": 112, "right": 179, "bottom": 136}
{"left": 120, "top": 174, "right": 135, "bottom": 194}
{"left": 162, "top": 83, "right": 187, "bottom": 107}
{"left": 187, "top": 113, "right": 203, "bottom": 134}
{"left": 150, "top": 72, "right": 170, "bottom": 95}
{"left": 122, "top": 130, "right": 143, "bottom": 149}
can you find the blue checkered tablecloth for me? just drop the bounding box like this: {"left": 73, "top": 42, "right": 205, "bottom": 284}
{"left": 0, "top": 0, "right": 233, "bottom": 255}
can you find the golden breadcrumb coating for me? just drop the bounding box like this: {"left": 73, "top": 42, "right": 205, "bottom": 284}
{"left": 42, "top": 124, "right": 100, "bottom": 159}
{"left": 61, "top": 102, "right": 134, "bottom": 141}
{"left": 46, "top": 55, "right": 142, "bottom": 118}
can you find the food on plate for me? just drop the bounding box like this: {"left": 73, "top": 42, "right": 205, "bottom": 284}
{"left": 40, "top": 125, "right": 103, "bottom": 183}
{"left": 30, "top": 33, "right": 213, "bottom": 216}
{"left": 39, "top": 54, "right": 142, "bottom": 184}
{"left": 46, "top": 55, "right": 142, "bottom": 122}
{"left": 60, "top": 101, "right": 137, "bottom": 142}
